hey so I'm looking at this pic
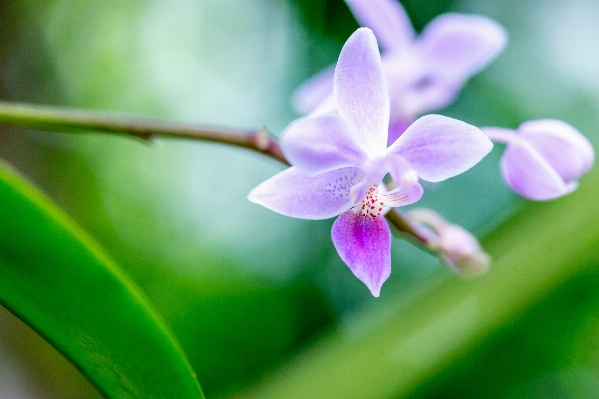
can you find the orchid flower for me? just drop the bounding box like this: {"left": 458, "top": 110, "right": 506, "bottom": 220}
{"left": 249, "top": 28, "right": 492, "bottom": 296}
{"left": 484, "top": 120, "right": 594, "bottom": 201}
{"left": 293, "top": 0, "right": 507, "bottom": 144}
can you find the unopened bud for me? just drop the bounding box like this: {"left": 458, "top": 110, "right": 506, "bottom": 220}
{"left": 483, "top": 120, "right": 594, "bottom": 201}
{"left": 437, "top": 224, "right": 490, "bottom": 276}
{"left": 408, "top": 209, "right": 491, "bottom": 276}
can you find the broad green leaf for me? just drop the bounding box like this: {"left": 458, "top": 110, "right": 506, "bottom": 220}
{"left": 233, "top": 168, "right": 599, "bottom": 399}
{"left": 0, "top": 1, "right": 337, "bottom": 394}
{"left": 0, "top": 160, "right": 204, "bottom": 399}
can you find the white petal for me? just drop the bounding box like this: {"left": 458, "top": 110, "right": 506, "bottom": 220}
{"left": 335, "top": 28, "right": 389, "bottom": 156}
{"left": 417, "top": 13, "right": 507, "bottom": 82}
{"left": 388, "top": 115, "right": 492, "bottom": 182}
{"left": 248, "top": 167, "right": 363, "bottom": 220}
{"left": 344, "top": 0, "right": 415, "bottom": 53}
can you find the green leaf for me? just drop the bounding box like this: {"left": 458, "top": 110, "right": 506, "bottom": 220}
{"left": 0, "top": 160, "right": 204, "bottom": 399}
{"left": 234, "top": 168, "right": 599, "bottom": 399}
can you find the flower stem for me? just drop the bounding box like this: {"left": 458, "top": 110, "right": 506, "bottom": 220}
{"left": 0, "top": 100, "right": 429, "bottom": 245}
{"left": 0, "top": 101, "right": 288, "bottom": 165}
{"left": 482, "top": 127, "right": 515, "bottom": 144}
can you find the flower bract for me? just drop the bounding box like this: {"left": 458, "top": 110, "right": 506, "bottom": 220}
{"left": 249, "top": 28, "right": 492, "bottom": 296}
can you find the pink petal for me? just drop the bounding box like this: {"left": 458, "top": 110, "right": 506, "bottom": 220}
{"left": 388, "top": 114, "right": 493, "bottom": 182}
{"left": 334, "top": 28, "right": 389, "bottom": 156}
{"left": 281, "top": 113, "right": 366, "bottom": 175}
{"left": 344, "top": 0, "right": 415, "bottom": 53}
{"left": 418, "top": 13, "right": 507, "bottom": 83}
{"left": 292, "top": 65, "right": 335, "bottom": 115}
{"left": 519, "top": 119, "right": 595, "bottom": 182}
{"left": 331, "top": 211, "right": 391, "bottom": 297}
{"left": 248, "top": 166, "right": 362, "bottom": 220}
{"left": 501, "top": 138, "right": 571, "bottom": 201}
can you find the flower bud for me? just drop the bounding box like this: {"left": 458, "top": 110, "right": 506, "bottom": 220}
{"left": 435, "top": 224, "right": 490, "bottom": 276}
{"left": 484, "top": 120, "right": 594, "bottom": 201}
{"left": 408, "top": 209, "right": 490, "bottom": 276}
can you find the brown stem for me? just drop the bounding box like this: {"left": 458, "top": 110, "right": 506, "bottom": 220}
{"left": 0, "top": 101, "right": 289, "bottom": 165}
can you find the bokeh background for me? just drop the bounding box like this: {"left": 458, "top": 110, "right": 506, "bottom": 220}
{"left": 0, "top": 0, "right": 599, "bottom": 398}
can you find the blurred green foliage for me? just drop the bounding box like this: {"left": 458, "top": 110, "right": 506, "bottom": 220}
{"left": 0, "top": 0, "right": 598, "bottom": 398}
{"left": 0, "top": 160, "right": 204, "bottom": 398}
{"left": 230, "top": 169, "right": 599, "bottom": 399}
{"left": 415, "top": 264, "right": 599, "bottom": 399}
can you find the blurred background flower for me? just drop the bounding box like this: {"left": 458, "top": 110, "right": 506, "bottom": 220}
{"left": 0, "top": 1, "right": 598, "bottom": 398}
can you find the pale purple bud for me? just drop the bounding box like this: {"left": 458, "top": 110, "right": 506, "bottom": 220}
{"left": 408, "top": 209, "right": 490, "bottom": 276}
{"left": 484, "top": 120, "right": 594, "bottom": 201}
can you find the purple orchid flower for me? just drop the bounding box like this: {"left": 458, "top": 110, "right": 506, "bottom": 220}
{"left": 293, "top": 0, "right": 507, "bottom": 144}
{"left": 483, "top": 120, "right": 594, "bottom": 201}
{"left": 249, "top": 28, "right": 492, "bottom": 296}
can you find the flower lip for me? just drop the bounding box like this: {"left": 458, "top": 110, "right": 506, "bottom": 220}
{"left": 331, "top": 210, "right": 391, "bottom": 297}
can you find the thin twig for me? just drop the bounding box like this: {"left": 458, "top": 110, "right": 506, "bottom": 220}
{"left": 0, "top": 101, "right": 288, "bottom": 165}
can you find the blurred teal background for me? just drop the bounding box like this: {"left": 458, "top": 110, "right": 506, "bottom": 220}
{"left": 0, "top": 1, "right": 598, "bottom": 398}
